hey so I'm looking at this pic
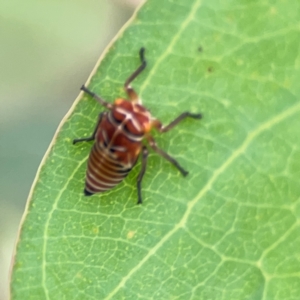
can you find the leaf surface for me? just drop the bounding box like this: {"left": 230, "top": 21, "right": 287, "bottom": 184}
{"left": 11, "top": 0, "right": 300, "bottom": 299}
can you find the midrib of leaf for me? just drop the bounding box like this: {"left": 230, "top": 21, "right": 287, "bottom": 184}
{"left": 259, "top": 223, "right": 298, "bottom": 300}
{"left": 104, "top": 99, "right": 300, "bottom": 299}
{"left": 138, "top": 0, "right": 203, "bottom": 96}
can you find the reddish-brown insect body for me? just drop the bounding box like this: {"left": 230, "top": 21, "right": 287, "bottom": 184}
{"left": 73, "top": 48, "right": 201, "bottom": 204}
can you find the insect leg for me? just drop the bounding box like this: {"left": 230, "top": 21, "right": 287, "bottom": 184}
{"left": 136, "top": 146, "right": 149, "bottom": 204}
{"left": 80, "top": 85, "right": 113, "bottom": 110}
{"left": 73, "top": 113, "right": 104, "bottom": 144}
{"left": 147, "top": 136, "right": 188, "bottom": 177}
{"left": 153, "top": 112, "right": 202, "bottom": 133}
{"left": 124, "top": 47, "right": 147, "bottom": 102}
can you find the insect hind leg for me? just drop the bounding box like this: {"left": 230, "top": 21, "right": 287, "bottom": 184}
{"left": 136, "top": 146, "right": 149, "bottom": 204}
{"left": 147, "top": 136, "right": 188, "bottom": 177}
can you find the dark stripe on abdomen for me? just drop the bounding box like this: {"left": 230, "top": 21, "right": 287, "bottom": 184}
{"left": 84, "top": 144, "right": 131, "bottom": 194}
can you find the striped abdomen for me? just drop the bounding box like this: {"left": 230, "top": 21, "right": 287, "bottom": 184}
{"left": 84, "top": 109, "right": 145, "bottom": 196}
{"left": 76, "top": 48, "right": 201, "bottom": 204}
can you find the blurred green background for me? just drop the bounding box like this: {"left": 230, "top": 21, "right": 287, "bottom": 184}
{"left": 0, "top": 0, "right": 141, "bottom": 298}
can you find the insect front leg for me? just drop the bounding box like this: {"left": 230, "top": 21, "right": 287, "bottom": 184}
{"left": 136, "top": 146, "right": 149, "bottom": 204}
{"left": 80, "top": 85, "right": 113, "bottom": 110}
{"left": 124, "top": 47, "right": 147, "bottom": 102}
{"left": 152, "top": 112, "right": 202, "bottom": 133}
{"left": 147, "top": 136, "right": 188, "bottom": 177}
{"left": 73, "top": 112, "right": 104, "bottom": 145}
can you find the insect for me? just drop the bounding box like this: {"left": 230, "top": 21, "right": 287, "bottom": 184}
{"left": 73, "top": 48, "right": 201, "bottom": 204}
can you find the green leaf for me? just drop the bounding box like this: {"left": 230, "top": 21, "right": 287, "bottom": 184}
{"left": 11, "top": 0, "right": 300, "bottom": 299}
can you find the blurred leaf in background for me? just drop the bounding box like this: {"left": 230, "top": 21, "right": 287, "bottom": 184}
{"left": 0, "top": 0, "right": 140, "bottom": 299}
